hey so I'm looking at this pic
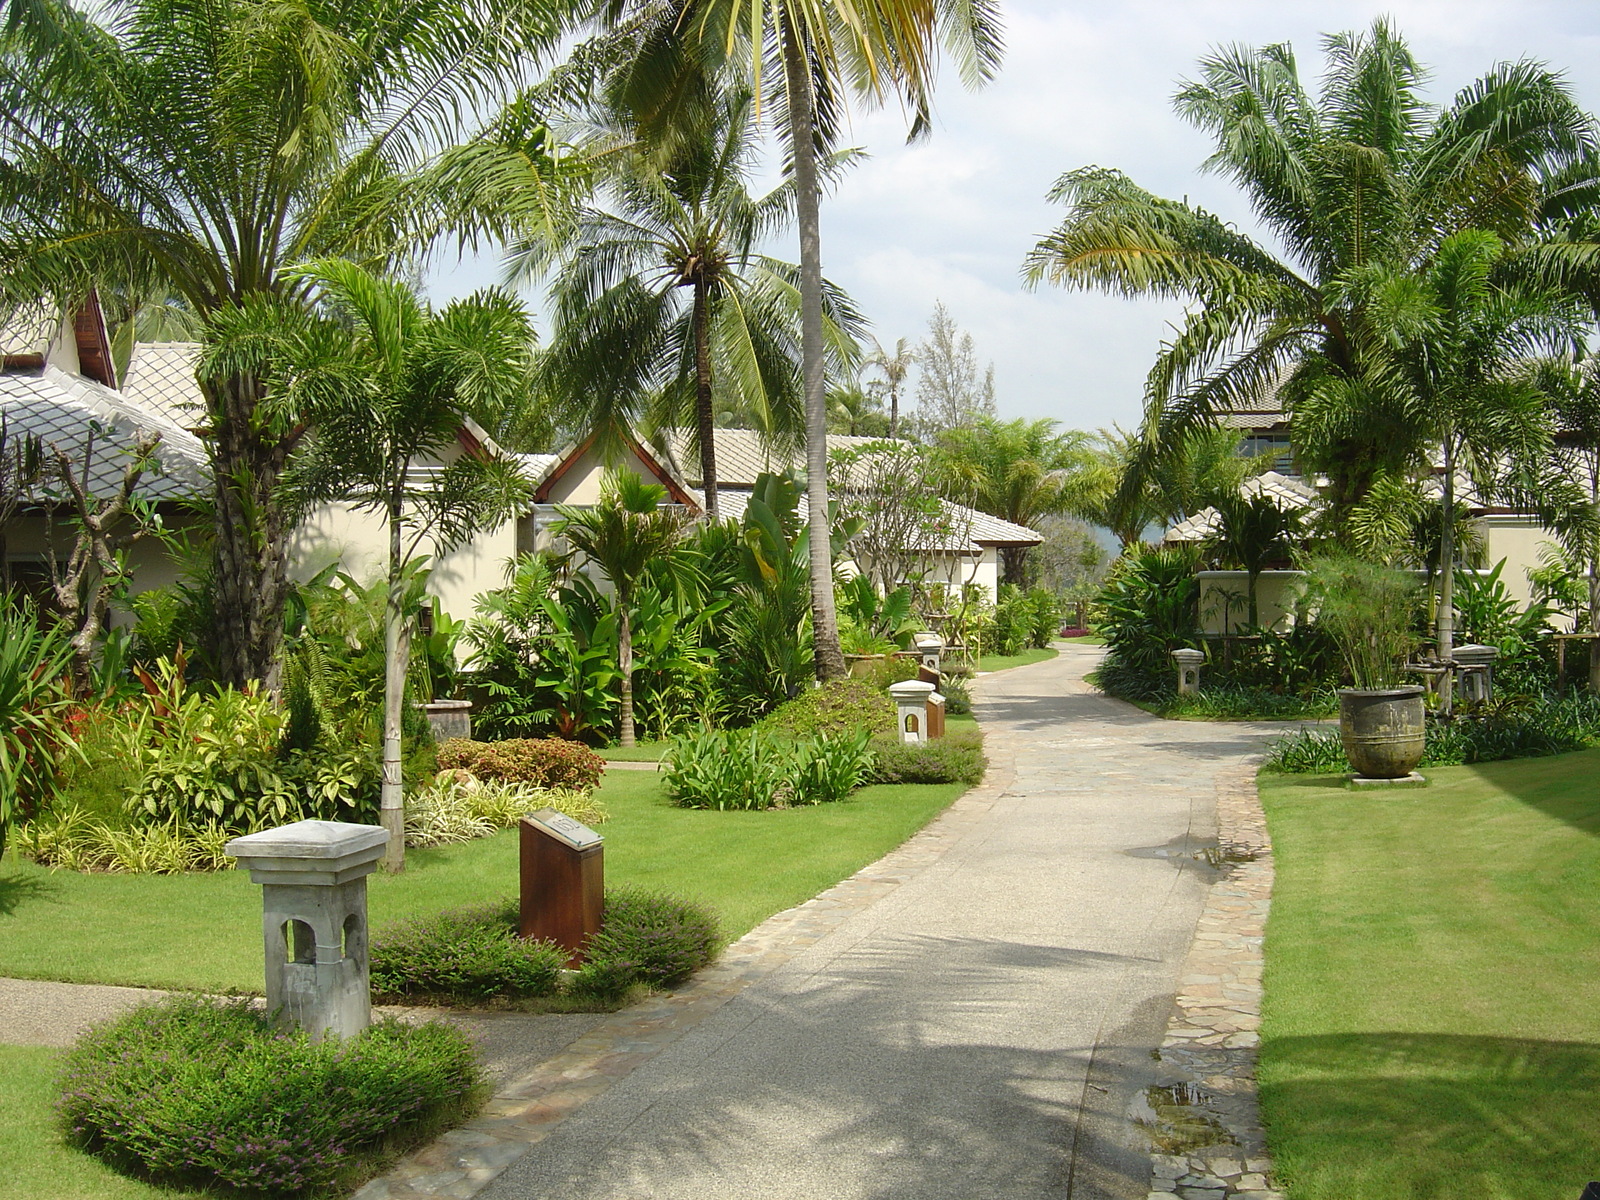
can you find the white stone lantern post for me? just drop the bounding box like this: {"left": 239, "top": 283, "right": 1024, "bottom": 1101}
{"left": 1171, "top": 648, "right": 1205, "bottom": 696}
{"left": 225, "top": 820, "right": 389, "bottom": 1041}
{"left": 912, "top": 632, "right": 945, "bottom": 679}
{"left": 1451, "top": 644, "right": 1500, "bottom": 703}
{"left": 889, "top": 679, "right": 936, "bottom": 744}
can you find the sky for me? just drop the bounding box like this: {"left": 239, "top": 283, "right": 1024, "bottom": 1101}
{"left": 425, "top": 1, "right": 1600, "bottom": 434}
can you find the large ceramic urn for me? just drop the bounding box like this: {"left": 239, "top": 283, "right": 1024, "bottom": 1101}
{"left": 1338, "top": 686, "right": 1426, "bottom": 778}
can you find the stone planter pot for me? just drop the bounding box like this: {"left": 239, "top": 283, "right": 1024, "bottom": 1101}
{"left": 418, "top": 699, "right": 472, "bottom": 743}
{"left": 845, "top": 653, "right": 888, "bottom": 679}
{"left": 1338, "top": 687, "right": 1425, "bottom": 779}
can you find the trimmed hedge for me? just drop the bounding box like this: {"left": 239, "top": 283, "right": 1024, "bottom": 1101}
{"left": 759, "top": 678, "right": 897, "bottom": 739}
{"left": 435, "top": 737, "right": 605, "bottom": 791}
{"left": 58, "top": 996, "right": 481, "bottom": 1196}
{"left": 865, "top": 729, "right": 986, "bottom": 785}
{"left": 370, "top": 900, "right": 564, "bottom": 1002}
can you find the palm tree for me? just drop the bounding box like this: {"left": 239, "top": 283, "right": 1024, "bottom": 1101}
{"left": 1205, "top": 492, "right": 1305, "bottom": 631}
{"left": 0, "top": 0, "right": 568, "bottom": 688}
{"left": 1023, "top": 20, "right": 1600, "bottom": 524}
{"left": 933, "top": 418, "right": 1105, "bottom": 583}
{"left": 865, "top": 336, "right": 915, "bottom": 437}
{"left": 554, "top": 471, "right": 691, "bottom": 746}
{"left": 207, "top": 259, "right": 535, "bottom": 870}
{"left": 598, "top": 0, "right": 1003, "bottom": 679}
{"left": 529, "top": 88, "right": 861, "bottom": 522}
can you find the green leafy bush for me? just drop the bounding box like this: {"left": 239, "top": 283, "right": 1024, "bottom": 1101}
{"left": 1025, "top": 587, "right": 1060, "bottom": 650}
{"left": 370, "top": 900, "right": 565, "bottom": 1002}
{"left": 760, "top": 679, "right": 896, "bottom": 739}
{"left": 940, "top": 673, "right": 972, "bottom": 715}
{"left": 663, "top": 728, "right": 875, "bottom": 809}
{"left": 404, "top": 777, "right": 606, "bottom": 848}
{"left": 14, "top": 809, "right": 234, "bottom": 873}
{"left": 574, "top": 886, "right": 721, "bottom": 996}
{"left": 435, "top": 737, "right": 605, "bottom": 791}
{"left": 865, "top": 729, "right": 986, "bottom": 785}
{"left": 58, "top": 996, "right": 482, "bottom": 1196}
{"left": 1096, "top": 546, "right": 1202, "bottom": 677}
{"left": 0, "top": 605, "right": 77, "bottom": 860}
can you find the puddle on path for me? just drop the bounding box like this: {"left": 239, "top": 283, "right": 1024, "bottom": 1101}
{"left": 1125, "top": 834, "right": 1258, "bottom": 874}
{"left": 1131, "top": 1082, "right": 1239, "bottom": 1156}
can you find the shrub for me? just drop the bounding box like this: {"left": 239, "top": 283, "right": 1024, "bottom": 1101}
{"left": 663, "top": 728, "right": 875, "bottom": 809}
{"left": 941, "top": 673, "right": 972, "bottom": 715}
{"left": 662, "top": 728, "right": 789, "bottom": 810}
{"left": 1025, "top": 587, "right": 1060, "bottom": 650}
{"left": 574, "top": 886, "right": 721, "bottom": 996}
{"left": 58, "top": 996, "right": 481, "bottom": 1196}
{"left": 759, "top": 679, "right": 896, "bottom": 739}
{"left": 370, "top": 900, "right": 565, "bottom": 1002}
{"left": 435, "top": 737, "right": 605, "bottom": 791}
{"left": 790, "top": 731, "right": 876, "bottom": 805}
{"left": 14, "top": 809, "right": 235, "bottom": 873}
{"left": 865, "top": 729, "right": 986, "bottom": 785}
{"left": 0, "top": 605, "right": 77, "bottom": 860}
{"left": 404, "top": 776, "right": 606, "bottom": 848}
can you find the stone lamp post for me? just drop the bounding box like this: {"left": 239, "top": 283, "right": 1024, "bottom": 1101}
{"left": 889, "top": 679, "right": 936, "bottom": 743}
{"left": 1171, "top": 648, "right": 1205, "bottom": 696}
{"left": 225, "top": 820, "right": 389, "bottom": 1040}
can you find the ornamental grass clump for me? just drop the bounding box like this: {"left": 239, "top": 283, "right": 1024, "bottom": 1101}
{"left": 404, "top": 776, "right": 606, "bottom": 848}
{"left": 662, "top": 728, "right": 875, "bottom": 809}
{"left": 1303, "top": 554, "right": 1423, "bottom": 689}
{"left": 58, "top": 996, "right": 482, "bottom": 1197}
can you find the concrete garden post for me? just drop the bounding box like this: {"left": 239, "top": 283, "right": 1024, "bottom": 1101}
{"left": 889, "top": 679, "right": 936, "bottom": 743}
{"left": 1451, "top": 644, "right": 1500, "bottom": 703}
{"left": 225, "top": 820, "right": 389, "bottom": 1041}
{"left": 912, "top": 632, "right": 945, "bottom": 684}
{"left": 1171, "top": 648, "right": 1205, "bottom": 696}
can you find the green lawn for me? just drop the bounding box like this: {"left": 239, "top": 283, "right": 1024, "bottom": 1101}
{"left": 1257, "top": 752, "right": 1600, "bottom": 1199}
{"left": 1058, "top": 634, "right": 1106, "bottom": 645}
{"left": 0, "top": 1046, "right": 196, "bottom": 1199}
{"left": 976, "top": 646, "right": 1058, "bottom": 673}
{"left": 596, "top": 742, "right": 670, "bottom": 762}
{"left": 0, "top": 772, "right": 966, "bottom": 993}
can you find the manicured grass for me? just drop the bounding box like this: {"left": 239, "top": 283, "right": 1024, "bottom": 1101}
{"left": 1058, "top": 634, "right": 1106, "bottom": 645}
{"left": 1257, "top": 752, "right": 1600, "bottom": 1199}
{"left": 976, "top": 646, "right": 1058, "bottom": 673}
{"left": 0, "top": 1045, "right": 197, "bottom": 1199}
{"left": 597, "top": 742, "right": 670, "bottom": 762}
{"left": 0, "top": 773, "right": 966, "bottom": 993}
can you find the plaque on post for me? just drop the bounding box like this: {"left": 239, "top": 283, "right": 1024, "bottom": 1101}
{"left": 519, "top": 808, "right": 603, "bottom": 965}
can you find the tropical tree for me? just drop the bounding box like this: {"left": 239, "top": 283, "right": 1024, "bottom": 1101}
{"left": 0, "top": 0, "right": 569, "bottom": 688}
{"left": 932, "top": 417, "right": 1105, "bottom": 582}
{"left": 553, "top": 471, "right": 691, "bottom": 747}
{"left": 1204, "top": 491, "right": 1305, "bottom": 631}
{"left": 1526, "top": 347, "right": 1600, "bottom": 634}
{"left": 864, "top": 336, "right": 915, "bottom": 438}
{"left": 531, "top": 87, "right": 861, "bottom": 521}
{"left": 207, "top": 259, "right": 535, "bottom": 871}
{"left": 598, "top": 0, "right": 1004, "bottom": 680}
{"left": 826, "top": 378, "right": 889, "bottom": 436}
{"left": 1023, "top": 20, "right": 1600, "bottom": 525}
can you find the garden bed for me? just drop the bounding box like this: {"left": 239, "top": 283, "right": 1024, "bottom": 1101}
{"left": 1257, "top": 751, "right": 1600, "bottom": 1198}
{"left": 0, "top": 771, "right": 968, "bottom": 993}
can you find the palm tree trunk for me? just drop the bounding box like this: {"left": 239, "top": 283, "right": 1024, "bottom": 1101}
{"left": 1247, "top": 567, "right": 1260, "bottom": 633}
{"left": 380, "top": 497, "right": 407, "bottom": 872}
{"left": 888, "top": 383, "right": 898, "bottom": 439}
{"left": 780, "top": 14, "right": 846, "bottom": 681}
{"left": 1436, "top": 435, "right": 1456, "bottom": 662}
{"left": 618, "top": 600, "right": 635, "bottom": 747}
{"left": 209, "top": 374, "right": 290, "bottom": 692}
{"left": 693, "top": 280, "right": 719, "bottom": 522}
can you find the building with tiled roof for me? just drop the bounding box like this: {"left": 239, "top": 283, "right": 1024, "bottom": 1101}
{"left": 121, "top": 342, "right": 207, "bottom": 433}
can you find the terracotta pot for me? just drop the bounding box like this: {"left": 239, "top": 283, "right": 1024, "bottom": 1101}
{"left": 1338, "top": 687, "right": 1426, "bottom": 778}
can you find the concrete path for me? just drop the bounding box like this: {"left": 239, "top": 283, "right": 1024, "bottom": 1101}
{"left": 475, "top": 645, "right": 1288, "bottom": 1200}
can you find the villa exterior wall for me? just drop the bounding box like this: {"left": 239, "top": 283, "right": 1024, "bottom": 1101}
{"left": 1197, "top": 570, "right": 1306, "bottom": 634}
{"left": 1479, "top": 515, "right": 1552, "bottom": 608}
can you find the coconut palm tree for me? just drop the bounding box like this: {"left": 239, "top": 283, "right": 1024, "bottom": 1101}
{"left": 865, "top": 336, "right": 915, "bottom": 438}
{"left": 527, "top": 87, "right": 862, "bottom": 522}
{"left": 1023, "top": 20, "right": 1600, "bottom": 524}
{"left": 554, "top": 471, "right": 691, "bottom": 746}
{"left": 597, "top": 0, "right": 1003, "bottom": 679}
{"left": 0, "top": 0, "right": 570, "bottom": 688}
{"left": 206, "top": 258, "right": 535, "bottom": 869}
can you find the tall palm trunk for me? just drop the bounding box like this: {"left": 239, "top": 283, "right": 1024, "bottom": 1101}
{"left": 1436, "top": 434, "right": 1456, "bottom": 662}
{"left": 780, "top": 15, "right": 846, "bottom": 681}
{"left": 209, "top": 374, "right": 292, "bottom": 691}
{"left": 693, "top": 279, "right": 719, "bottom": 521}
{"left": 618, "top": 597, "right": 636, "bottom": 747}
{"left": 381, "top": 492, "right": 408, "bottom": 871}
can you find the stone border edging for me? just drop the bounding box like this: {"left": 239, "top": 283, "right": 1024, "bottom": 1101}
{"left": 354, "top": 769, "right": 1012, "bottom": 1200}
{"left": 1147, "top": 760, "right": 1284, "bottom": 1200}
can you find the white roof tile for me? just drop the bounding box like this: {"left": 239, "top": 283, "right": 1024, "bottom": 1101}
{"left": 122, "top": 342, "right": 206, "bottom": 431}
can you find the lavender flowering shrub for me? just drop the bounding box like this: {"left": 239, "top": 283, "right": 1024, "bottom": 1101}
{"left": 573, "top": 886, "right": 721, "bottom": 997}
{"left": 58, "top": 996, "right": 482, "bottom": 1195}
{"left": 370, "top": 899, "right": 565, "bottom": 1002}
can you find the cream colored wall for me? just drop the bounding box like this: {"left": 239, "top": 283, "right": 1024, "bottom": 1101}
{"left": 1197, "top": 570, "right": 1307, "bottom": 634}
{"left": 539, "top": 445, "right": 666, "bottom": 506}
{"left": 5, "top": 509, "right": 205, "bottom": 624}
{"left": 1479, "top": 516, "right": 1553, "bottom": 608}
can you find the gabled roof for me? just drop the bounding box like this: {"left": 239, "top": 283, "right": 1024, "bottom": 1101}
{"left": 1164, "top": 470, "right": 1318, "bottom": 542}
{"left": 528, "top": 432, "right": 702, "bottom": 509}
{"left": 0, "top": 365, "right": 208, "bottom": 500}
{"left": 1, "top": 294, "right": 117, "bottom": 387}
{"left": 123, "top": 342, "right": 206, "bottom": 431}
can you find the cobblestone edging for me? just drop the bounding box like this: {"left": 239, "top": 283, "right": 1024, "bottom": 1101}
{"left": 353, "top": 773, "right": 1011, "bottom": 1200}
{"left": 1147, "top": 760, "right": 1282, "bottom": 1200}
